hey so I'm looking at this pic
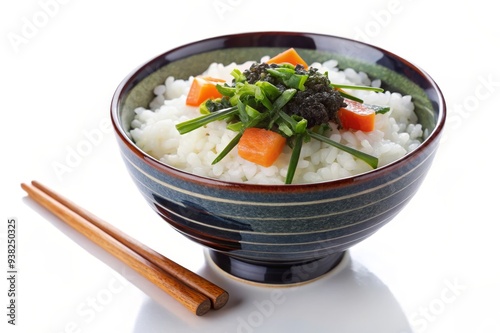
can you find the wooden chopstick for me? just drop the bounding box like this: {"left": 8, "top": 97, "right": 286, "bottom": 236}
{"left": 21, "top": 181, "right": 229, "bottom": 316}
{"left": 30, "top": 180, "right": 229, "bottom": 310}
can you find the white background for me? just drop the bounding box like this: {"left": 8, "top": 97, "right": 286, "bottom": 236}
{"left": 2, "top": 0, "right": 499, "bottom": 332}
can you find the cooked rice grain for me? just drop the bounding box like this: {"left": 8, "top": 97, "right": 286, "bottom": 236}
{"left": 130, "top": 58, "right": 423, "bottom": 184}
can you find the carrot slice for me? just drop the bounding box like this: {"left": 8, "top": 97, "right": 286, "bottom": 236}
{"left": 238, "top": 128, "right": 287, "bottom": 167}
{"left": 267, "top": 48, "right": 309, "bottom": 69}
{"left": 186, "top": 76, "right": 226, "bottom": 106}
{"left": 338, "top": 99, "right": 376, "bottom": 132}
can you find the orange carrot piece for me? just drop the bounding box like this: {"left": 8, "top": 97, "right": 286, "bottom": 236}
{"left": 186, "top": 76, "right": 226, "bottom": 106}
{"left": 267, "top": 48, "right": 309, "bottom": 69}
{"left": 238, "top": 128, "right": 287, "bottom": 167}
{"left": 338, "top": 99, "right": 376, "bottom": 132}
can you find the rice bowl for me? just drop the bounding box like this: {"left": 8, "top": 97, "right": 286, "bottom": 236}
{"left": 110, "top": 32, "right": 446, "bottom": 284}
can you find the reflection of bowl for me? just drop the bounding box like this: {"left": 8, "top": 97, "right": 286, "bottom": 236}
{"left": 134, "top": 254, "right": 413, "bottom": 331}
{"left": 110, "top": 32, "right": 446, "bottom": 285}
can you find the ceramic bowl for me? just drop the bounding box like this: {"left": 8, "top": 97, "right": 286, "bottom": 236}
{"left": 110, "top": 32, "right": 446, "bottom": 284}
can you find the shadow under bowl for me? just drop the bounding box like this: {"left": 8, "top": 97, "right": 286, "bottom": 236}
{"left": 110, "top": 32, "right": 446, "bottom": 285}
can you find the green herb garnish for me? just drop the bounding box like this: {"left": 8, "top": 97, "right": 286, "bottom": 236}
{"left": 176, "top": 62, "right": 385, "bottom": 184}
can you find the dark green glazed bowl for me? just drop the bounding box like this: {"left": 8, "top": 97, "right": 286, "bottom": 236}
{"left": 111, "top": 32, "right": 446, "bottom": 284}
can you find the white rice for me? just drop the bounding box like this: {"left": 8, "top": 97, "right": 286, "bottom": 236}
{"left": 130, "top": 57, "right": 425, "bottom": 184}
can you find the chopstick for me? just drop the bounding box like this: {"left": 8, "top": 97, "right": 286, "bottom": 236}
{"left": 21, "top": 181, "right": 229, "bottom": 316}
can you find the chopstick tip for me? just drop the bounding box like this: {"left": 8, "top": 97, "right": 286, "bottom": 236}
{"left": 213, "top": 291, "right": 230, "bottom": 310}
{"left": 196, "top": 298, "right": 212, "bottom": 316}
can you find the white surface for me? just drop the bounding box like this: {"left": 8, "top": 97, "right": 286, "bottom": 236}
{"left": 2, "top": 0, "right": 499, "bottom": 332}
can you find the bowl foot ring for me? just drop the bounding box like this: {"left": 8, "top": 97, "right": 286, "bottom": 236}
{"left": 208, "top": 250, "right": 345, "bottom": 285}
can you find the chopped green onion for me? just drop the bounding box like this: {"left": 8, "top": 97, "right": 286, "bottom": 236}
{"left": 255, "top": 81, "right": 282, "bottom": 100}
{"left": 332, "top": 83, "right": 385, "bottom": 104}
{"left": 338, "top": 90, "right": 364, "bottom": 103}
{"left": 267, "top": 68, "right": 308, "bottom": 91}
{"left": 226, "top": 122, "right": 243, "bottom": 132}
{"left": 230, "top": 68, "right": 246, "bottom": 83}
{"left": 308, "top": 131, "right": 378, "bottom": 169}
{"left": 277, "top": 121, "right": 294, "bottom": 137}
{"left": 245, "top": 104, "right": 261, "bottom": 118}
{"left": 216, "top": 84, "right": 237, "bottom": 97}
{"left": 268, "top": 89, "right": 297, "bottom": 129}
{"left": 237, "top": 99, "right": 249, "bottom": 123}
{"left": 175, "top": 106, "right": 238, "bottom": 134}
{"left": 212, "top": 132, "right": 243, "bottom": 165}
{"left": 285, "top": 133, "right": 305, "bottom": 184}
{"left": 331, "top": 83, "right": 384, "bottom": 93}
{"left": 364, "top": 103, "right": 391, "bottom": 114}
{"left": 277, "top": 110, "right": 307, "bottom": 134}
